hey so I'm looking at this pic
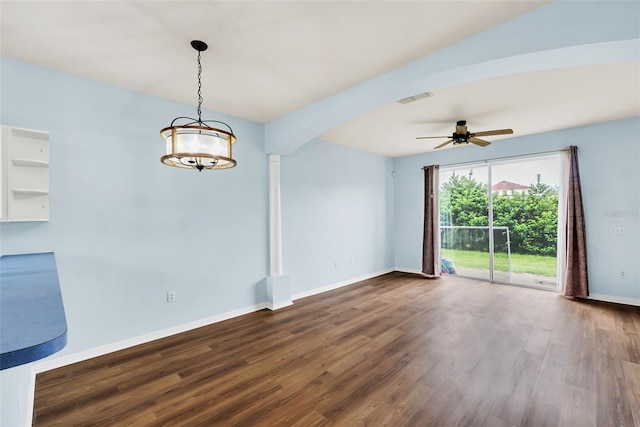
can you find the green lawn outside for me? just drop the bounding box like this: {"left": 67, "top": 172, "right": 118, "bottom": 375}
{"left": 441, "top": 249, "right": 557, "bottom": 277}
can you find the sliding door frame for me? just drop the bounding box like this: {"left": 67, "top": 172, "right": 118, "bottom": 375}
{"left": 439, "top": 151, "right": 563, "bottom": 291}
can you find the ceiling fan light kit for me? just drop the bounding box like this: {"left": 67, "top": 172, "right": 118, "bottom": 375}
{"left": 160, "top": 40, "right": 237, "bottom": 171}
{"left": 416, "top": 120, "right": 513, "bottom": 150}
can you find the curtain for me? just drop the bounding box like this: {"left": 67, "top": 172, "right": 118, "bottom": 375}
{"left": 422, "top": 165, "right": 441, "bottom": 277}
{"left": 563, "top": 146, "right": 589, "bottom": 298}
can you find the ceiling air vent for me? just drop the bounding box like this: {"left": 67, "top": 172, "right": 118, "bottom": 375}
{"left": 397, "top": 92, "right": 434, "bottom": 104}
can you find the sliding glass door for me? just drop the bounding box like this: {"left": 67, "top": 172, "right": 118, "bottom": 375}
{"left": 439, "top": 155, "right": 561, "bottom": 289}
{"left": 440, "top": 166, "right": 491, "bottom": 281}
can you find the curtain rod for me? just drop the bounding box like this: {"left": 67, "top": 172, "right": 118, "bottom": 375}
{"left": 421, "top": 147, "right": 572, "bottom": 170}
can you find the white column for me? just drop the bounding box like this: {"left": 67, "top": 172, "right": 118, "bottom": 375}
{"left": 269, "top": 154, "right": 283, "bottom": 276}
{"left": 266, "top": 154, "right": 291, "bottom": 310}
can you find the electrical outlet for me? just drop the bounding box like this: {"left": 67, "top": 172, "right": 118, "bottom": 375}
{"left": 351, "top": 257, "right": 355, "bottom": 265}
{"left": 167, "top": 291, "right": 176, "bottom": 302}
{"left": 619, "top": 270, "right": 627, "bottom": 279}
{"left": 334, "top": 261, "right": 338, "bottom": 269}
{"left": 610, "top": 227, "right": 626, "bottom": 235}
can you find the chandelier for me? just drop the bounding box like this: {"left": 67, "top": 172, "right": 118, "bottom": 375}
{"left": 160, "top": 40, "right": 237, "bottom": 171}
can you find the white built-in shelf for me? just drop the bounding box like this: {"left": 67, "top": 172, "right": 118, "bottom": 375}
{"left": 12, "top": 158, "right": 50, "bottom": 168}
{"left": 1, "top": 125, "right": 51, "bottom": 221}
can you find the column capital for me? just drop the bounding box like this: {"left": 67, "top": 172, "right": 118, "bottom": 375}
{"left": 268, "top": 154, "right": 280, "bottom": 163}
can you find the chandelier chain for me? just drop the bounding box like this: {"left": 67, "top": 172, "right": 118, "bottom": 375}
{"left": 197, "top": 50, "right": 203, "bottom": 123}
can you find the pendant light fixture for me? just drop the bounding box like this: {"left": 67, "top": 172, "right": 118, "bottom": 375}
{"left": 160, "top": 40, "right": 237, "bottom": 171}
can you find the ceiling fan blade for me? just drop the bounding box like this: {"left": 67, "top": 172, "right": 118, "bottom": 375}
{"left": 434, "top": 140, "right": 453, "bottom": 149}
{"left": 471, "top": 129, "right": 513, "bottom": 137}
{"left": 416, "top": 135, "right": 450, "bottom": 139}
{"left": 469, "top": 137, "right": 491, "bottom": 147}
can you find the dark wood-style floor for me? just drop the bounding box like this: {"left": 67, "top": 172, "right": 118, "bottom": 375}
{"left": 34, "top": 272, "right": 640, "bottom": 426}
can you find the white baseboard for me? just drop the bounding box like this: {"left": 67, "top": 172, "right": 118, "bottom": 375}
{"left": 32, "top": 269, "right": 396, "bottom": 372}
{"left": 32, "top": 270, "right": 395, "bottom": 373}
{"left": 589, "top": 293, "right": 640, "bottom": 307}
{"left": 292, "top": 268, "right": 394, "bottom": 301}
{"left": 32, "top": 302, "right": 269, "bottom": 374}
{"left": 267, "top": 300, "right": 293, "bottom": 311}
{"left": 35, "top": 286, "right": 634, "bottom": 375}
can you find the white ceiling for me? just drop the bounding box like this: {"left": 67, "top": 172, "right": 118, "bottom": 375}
{"left": 320, "top": 62, "right": 640, "bottom": 157}
{"left": 1, "top": 1, "right": 638, "bottom": 158}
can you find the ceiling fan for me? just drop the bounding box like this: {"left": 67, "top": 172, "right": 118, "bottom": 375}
{"left": 416, "top": 120, "right": 513, "bottom": 149}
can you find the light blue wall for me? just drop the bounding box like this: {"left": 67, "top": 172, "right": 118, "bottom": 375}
{"left": 0, "top": 57, "right": 269, "bottom": 426}
{"left": 393, "top": 117, "right": 640, "bottom": 300}
{"left": 281, "top": 139, "right": 394, "bottom": 295}
{"left": 0, "top": 57, "right": 397, "bottom": 426}
{"left": 0, "top": 56, "right": 269, "bottom": 345}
